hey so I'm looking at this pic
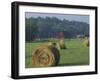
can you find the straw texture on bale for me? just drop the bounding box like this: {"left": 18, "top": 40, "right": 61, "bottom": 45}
{"left": 32, "top": 45, "right": 60, "bottom": 67}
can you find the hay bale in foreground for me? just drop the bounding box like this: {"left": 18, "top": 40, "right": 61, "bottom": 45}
{"left": 59, "top": 39, "right": 66, "bottom": 49}
{"left": 32, "top": 45, "right": 60, "bottom": 67}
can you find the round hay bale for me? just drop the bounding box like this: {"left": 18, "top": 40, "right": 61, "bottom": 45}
{"left": 48, "top": 42, "right": 60, "bottom": 50}
{"left": 59, "top": 39, "right": 66, "bottom": 49}
{"left": 32, "top": 45, "right": 60, "bottom": 67}
{"left": 48, "top": 42, "right": 53, "bottom": 46}
{"left": 48, "top": 42, "right": 56, "bottom": 47}
{"left": 84, "top": 38, "right": 89, "bottom": 47}
{"left": 56, "top": 42, "right": 61, "bottom": 50}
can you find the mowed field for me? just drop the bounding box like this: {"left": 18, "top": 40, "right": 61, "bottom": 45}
{"left": 25, "top": 39, "right": 89, "bottom": 68}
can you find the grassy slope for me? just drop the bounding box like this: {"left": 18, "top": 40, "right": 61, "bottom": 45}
{"left": 25, "top": 39, "right": 89, "bottom": 68}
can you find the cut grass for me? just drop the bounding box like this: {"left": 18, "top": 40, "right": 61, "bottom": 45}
{"left": 25, "top": 39, "right": 89, "bottom": 68}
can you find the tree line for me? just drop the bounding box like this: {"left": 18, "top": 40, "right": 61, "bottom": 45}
{"left": 25, "top": 17, "right": 89, "bottom": 41}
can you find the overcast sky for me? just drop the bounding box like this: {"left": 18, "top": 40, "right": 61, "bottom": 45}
{"left": 25, "top": 12, "right": 89, "bottom": 24}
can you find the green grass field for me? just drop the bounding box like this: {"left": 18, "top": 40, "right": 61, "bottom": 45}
{"left": 25, "top": 39, "right": 89, "bottom": 68}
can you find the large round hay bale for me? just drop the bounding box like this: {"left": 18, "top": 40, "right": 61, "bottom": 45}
{"left": 32, "top": 45, "right": 60, "bottom": 67}
{"left": 59, "top": 39, "right": 66, "bottom": 49}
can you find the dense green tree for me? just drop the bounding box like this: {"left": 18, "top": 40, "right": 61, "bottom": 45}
{"left": 25, "top": 17, "right": 89, "bottom": 41}
{"left": 25, "top": 18, "right": 38, "bottom": 41}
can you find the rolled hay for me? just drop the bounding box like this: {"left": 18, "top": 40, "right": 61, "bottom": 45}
{"left": 56, "top": 43, "right": 61, "bottom": 50}
{"left": 59, "top": 39, "right": 66, "bottom": 49}
{"left": 32, "top": 45, "right": 60, "bottom": 67}
{"left": 84, "top": 38, "right": 89, "bottom": 47}
{"left": 48, "top": 42, "right": 56, "bottom": 47}
{"left": 48, "top": 42, "right": 60, "bottom": 50}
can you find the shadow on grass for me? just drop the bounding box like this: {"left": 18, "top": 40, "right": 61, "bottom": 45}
{"left": 58, "top": 62, "right": 89, "bottom": 66}
{"left": 61, "top": 47, "right": 80, "bottom": 50}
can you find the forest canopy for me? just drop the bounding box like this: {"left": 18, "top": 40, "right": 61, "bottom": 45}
{"left": 25, "top": 17, "right": 89, "bottom": 41}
